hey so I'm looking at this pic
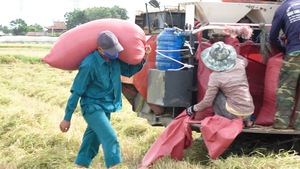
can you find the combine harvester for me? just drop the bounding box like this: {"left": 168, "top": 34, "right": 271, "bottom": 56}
{"left": 123, "top": 0, "right": 300, "bottom": 155}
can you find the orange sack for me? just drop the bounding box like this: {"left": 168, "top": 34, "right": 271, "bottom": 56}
{"left": 42, "top": 18, "right": 146, "bottom": 70}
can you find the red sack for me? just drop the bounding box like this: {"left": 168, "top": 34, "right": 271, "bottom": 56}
{"left": 255, "top": 53, "right": 284, "bottom": 126}
{"left": 139, "top": 111, "right": 193, "bottom": 168}
{"left": 200, "top": 115, "right": 244, "bottom": 159}
{"left": 42, "top": 18, "right": 146, "bottom": 70}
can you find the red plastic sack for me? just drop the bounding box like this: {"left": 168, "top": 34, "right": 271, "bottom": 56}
{"left": 201, "top": 115, "right": 244, "bottom": 159}
{"left": 139, "top": 111, "right": 193, "bottom": 168}
{"left": 42, "top": 18, "right": 146, "bottom": 70}
{"left": 255, "top": 53, "right": 284, "bottom": 126}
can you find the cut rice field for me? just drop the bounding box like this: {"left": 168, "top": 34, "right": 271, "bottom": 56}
{"left": 0, "top": 44, "right": 299, "bottom": 169}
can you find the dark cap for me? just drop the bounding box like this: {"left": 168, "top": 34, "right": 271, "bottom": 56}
{"left": 97, "top": 30, "right": 124, "bottom": 55}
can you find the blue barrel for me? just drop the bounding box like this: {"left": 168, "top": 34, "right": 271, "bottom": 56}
{"left": 156, "top": 28, "right": 184, "bottom": 70}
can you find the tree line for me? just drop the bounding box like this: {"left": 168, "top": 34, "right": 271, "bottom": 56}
{"left": 0, "top": 6, "right": 129, "bottom": 36}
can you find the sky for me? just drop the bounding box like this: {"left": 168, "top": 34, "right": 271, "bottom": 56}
{"left": 0, "top": 0, "right": 184, "bottom": 27}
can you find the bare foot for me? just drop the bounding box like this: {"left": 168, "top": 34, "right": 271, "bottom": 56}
{"left": 245, "top": 120, "right": 255, "bottom": 128}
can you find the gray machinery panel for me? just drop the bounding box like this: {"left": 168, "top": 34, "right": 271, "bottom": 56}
{"left": 147, "top": 69, "right": 193, "bottom": 107}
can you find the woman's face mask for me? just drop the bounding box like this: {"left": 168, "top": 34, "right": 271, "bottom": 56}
{"left": 104, "top": 52, "right": 119, "bottom": 60}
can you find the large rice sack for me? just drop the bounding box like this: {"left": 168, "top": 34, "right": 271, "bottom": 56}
{"left": 255, "top": 53, "right": 283, "bottom": 126}
{"left": 42, "top": 18, "right": 146, "bottom": 70}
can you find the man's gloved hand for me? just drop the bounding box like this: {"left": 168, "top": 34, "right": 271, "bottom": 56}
{"left": 186, "top": 106, "right": 195, "bottom": 116}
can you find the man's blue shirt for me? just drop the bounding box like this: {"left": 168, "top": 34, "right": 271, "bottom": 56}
{"left": 269, "top": 0, "right": 300, "bottom": 53}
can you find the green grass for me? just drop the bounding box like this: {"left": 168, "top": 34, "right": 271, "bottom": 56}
{"left": 0, "top": 44, "right": 300, "bottom": 169}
